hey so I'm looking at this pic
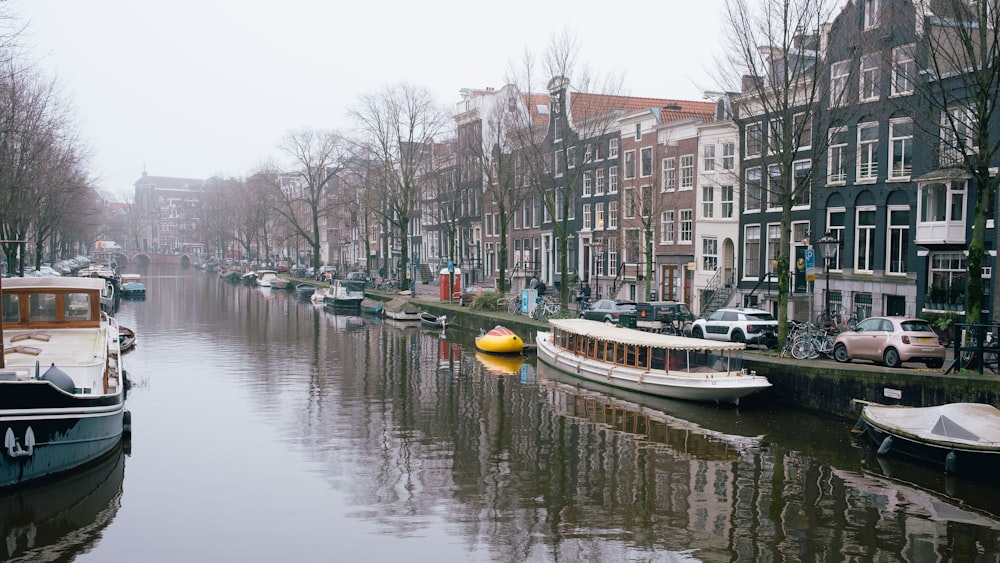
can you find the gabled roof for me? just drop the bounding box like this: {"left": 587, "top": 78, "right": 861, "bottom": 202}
{"left": 570, "top": 93, "right": 715, "bottom": 122}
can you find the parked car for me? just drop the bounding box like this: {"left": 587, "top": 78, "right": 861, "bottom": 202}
{"left": 690, "top": 307, "right": 778, "bottom": 347}
{"left": 579, "top": 299, "right": 637, "bottom": 323}
{"left": 276, "top": 261, "right": 290, "bottom": 273}
{"left": 316, "top": 266, "right": 337, "bottom": 281}
{"left": 833, "top": 316, "right": 946, "bottom": 369}
{"left": 456, "top": 284, "right": 495, "bottom": 306}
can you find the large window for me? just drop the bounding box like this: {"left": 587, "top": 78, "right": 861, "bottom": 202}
{"left": 595, "top": 202, "right": 605, "bottom": 230}
{"left": 827, "top": 209, "right": 845, "bottom": 270}
{"left": 891, "top": 44, "right": 915, "bottom": 96}
{"left": 703, "top": 237, "right": 718, "bottom": 271}
{"left": 767, "top": 164, "right": 781, "bottom": 211}
{"left": 830, "top": 60, "right": 850, "bottom": 107}
{"left": 744, "top": 225, "right": 761, "bottom": 278}
{"left": 583, "top": 171, "right": 592, "bottom": 196}
{"left": 794, "top": 112, "right": 812, "bottom": 150}
{"left": 722, "top": 141, "right": 735, "bottom": 170}
{"left": 624, "top": 150, "right": 636, "bottom": 179}
{"left": 766, "top": 224, "right": 781, "bottom": 274}
{"left": 940, "top": 106, "right": 977, "bottom": 166}
{"left": 861, "top": 54, "right": 880, "bottom": 101}
{"left": 583, "top": 204, "right": 591, "bottom": 231}
{"left": 609, "top": 138, "right": 619, "bottom": 158}
{"left": 595, "top": 168, "right": 605, "bottom": 195}
{"left": 703, "top": 143, "right": 716, "bottom": 172}
{"left": 680, "top": 210, "right": 693, "bottom": 243}
{"left": 828, "top": 127, "right": 848, "bottom": 184}
{"left": 661, "top": 158, "right": 676, "bottom": 192}
{"left": 680, "top": 155, "right": 694, "bottom": 189}
{"left": 702, "top": 185, "right": 715, "bottom": 218}
{"left": 855, "top": 207, "right": 876, "bottom": 273}
{"left": 887, "top": 207, "right": 909, "bottom": 275}
{"left": 721, "top": 185, "right": 734, "bottom": 218}
{"left": 920, "top": 180, "right": 966, "bottom": 222}
{"left": 640, "top": 147, "right": 652, "bottom": 177}
{"left": 745, "top": 122, "right": 763, "bottom": 157}
{"left": 608, "top": 166, "right": 619, "bottom": 194}
{"left": 857, "top": 122, "right": 879, "bottom": 182}
{"left": 660, "top": 211, "right": 675, "bottom": 243}
{"left": 793, "top": 161, "right": 811, "bottom": 207}
{"left": 745, "top": 167, "right": 762, "bottom": 212}
{"left": 608, "top": 201, "right": 619, "bottom": 228}
{"left": 929, "top": 253, "right": 967, "bottom": 308}
{"left": 889, "top": 118, "right": 912, "bottom": 180}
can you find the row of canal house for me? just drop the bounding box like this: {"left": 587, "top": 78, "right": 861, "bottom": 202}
{"left": 439, "top": 0, "right": 996, "bottom": 321}
{"left": 734, "top": 0, "right": 998, "bottom": 325}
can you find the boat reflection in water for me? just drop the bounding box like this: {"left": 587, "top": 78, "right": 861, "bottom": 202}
{"left": 0, "top": 444, "right": 126, "bottom": 562}
{"left": 475, "top": 351, "right": 525, "bottom": 376}
{"left": 537, "top": 362, "right": 763, "bottom": 461}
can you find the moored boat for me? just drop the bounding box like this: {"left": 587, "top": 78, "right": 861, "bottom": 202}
{"left": 382, "top": 297, "right": 420, "bottom": 321}
{"left": 269, "top": 277, "right": 290, "bottom": 290}
{"left": 310, "top": 287, "right": 329, "bottom": 305}
{"left": 360, "top": 297, "right": 383, "bottom": 315}
{"left": 0, "top": 276, "right": 130, "bottom": 489}
{"left": 475, "top": 325, "right": 525, "bottom": 354}
{"left": 419, "top": 311, "right": 447, "bottom": 329}
{"left": 118, "top": 326, "right": 136, "bottom": 352}
{"left": 295, "top": 282, "right": 317, "bottom": 298}
{"left": 255, "top": 270, "right": 280, "bottom": 288}
{"left": 852, "top": 402, "right": 1000, "bottom": 475}
{"left": 119, "top": 273, "right": 145, "bottom": 299}
{"left": 324, "top": 279, "right": 366, "bottom": 309}
{"left": 536, "top": 318, "right": 771, "bottom": 405}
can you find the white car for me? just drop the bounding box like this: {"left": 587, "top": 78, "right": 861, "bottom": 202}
{"left": 691, "top": 307, "right": 778, "bottom": 347}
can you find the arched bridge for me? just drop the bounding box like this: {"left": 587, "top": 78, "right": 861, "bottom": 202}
{"left": 106, "top": 252, "right": 197, "bottom": 269}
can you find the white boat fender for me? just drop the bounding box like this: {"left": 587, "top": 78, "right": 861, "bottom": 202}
{"left": 945, "top": 450, "right": 958, "bottom": 474}
{"left": 877, "top": 435, "right": 893, "bottom": 456}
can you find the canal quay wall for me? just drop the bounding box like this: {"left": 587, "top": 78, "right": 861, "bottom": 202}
{"left": 377, "top": 292, "right": 1000, "bottom": 423}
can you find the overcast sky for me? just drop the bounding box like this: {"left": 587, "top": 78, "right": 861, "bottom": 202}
{"left": 14, "top": 0, "right": 726, "bottom": 197}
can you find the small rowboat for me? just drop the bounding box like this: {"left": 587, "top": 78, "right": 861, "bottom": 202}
{"left": 475, "top": 325, "right": 524, "bottom": 354}
{"left": 419, "top": 311, "right": 447, "bottom": 329}
{"left": 118, "top": 326, "right": 136, "bottom": 352}
{"left": 360, "top": 298, "right": 383, "bottom": 315}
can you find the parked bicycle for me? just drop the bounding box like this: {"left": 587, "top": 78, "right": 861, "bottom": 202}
{"left": 530, "top": 297, "right": 561, "bottom": 320}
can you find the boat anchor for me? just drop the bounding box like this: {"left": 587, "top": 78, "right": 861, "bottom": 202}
{"left": 4, "top": 427, "right": 35, "bottom": 458}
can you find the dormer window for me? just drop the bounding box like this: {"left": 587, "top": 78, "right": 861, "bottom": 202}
{"left": 864, "top": 0, "right": 881, "bottom": 29}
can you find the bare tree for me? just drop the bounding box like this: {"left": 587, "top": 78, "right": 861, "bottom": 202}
{"left": 721, "top": 0, "right": 839, "bottom": 344}
{"left": 506, "top": 30, "right": 625, "bottom": 306}
{"left": 350, "top": 82, "right": 451, "bottom": 289}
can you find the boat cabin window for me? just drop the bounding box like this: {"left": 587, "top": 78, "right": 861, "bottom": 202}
{"left": 64, "top": 293, "right": 93, "bottom": 320}
{"left": 29, "top": 293, "right": 57, "bottom": 322}
{"left": 2, "top": 294, "right": 20, "bottom": 323}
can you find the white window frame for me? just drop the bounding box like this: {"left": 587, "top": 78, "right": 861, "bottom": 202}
{"left": 660, "top": 210, "right": 675, "bottom": 244}
{"left": 745, "top": 122, "right": 762, "bottom": 158}
{"left": 865, "top": 0, "right": 881, "bottom": 29}
{"left": 679, "top": 209, "right": 693, "bottom": 243}
{"left": 583, "top": 204, "right": 592, "bottom": 231}
{"left": 860, "top": 54, "right": 880, "bottom": 102}
{"left": 595, "top": 168, "right": 605, "bottom": 195}
{"left": 608, "top": 201, "right": 619, "bottom": 229}
{"left": 722, "top": 141, "right": 735, "bottom": 170}
{"left": 721, "top": 185, "right": 734, "bottom": 218}
{"left": 640, "top": 147, "right": 652, "bottom": 178}
{"left": 828, "top": 127, "right": 848, "bottom": 184}
{"left": 830, "top": 60, "right": 850, "bottom": 108}
{"left": 702, "top": 237, "right": 719, "bottom": 271}
{"left": 661, "top": 157, "right": 676, "bottom": 192}
{"left": 743, "top": 224, "right": 761, "bottom": 279}
{"left": 680, "top": 155, "right": 694, "bottom": 189}
{"left": 745, "top": 167, "right": 762, "bottom": 212}
{"left": 891, "top": 44, "right": 915, "bottom": 96}
{"left": 857, "top": 122, "right": 879, "bottom": 183}
{"left": 855, "top": 206, "right": 877, "bottom": 274}
{"left": 703, "top": 143, "right": 716, "bottom": 172}
{"left": 887, "top": 206, "right": 909, "bottom": 275}
{"left": 608, "top": 166, "right": 619, "bottom": 194}
{"left": 608, "top": 138, "right": 619, "bottom": 158}
{"left": 702, "top": 184, "right": 715, "bottom": 219}
{"left": 582, "top": 171, "right": 592, "bottom": 197}
{"left": 624, "top": 150, "right": 636, "bottom": 180}
{"left": 888, "top": 118, "right": 913, "bottom": 180}
{"left": 827, "top": 208, "right": 845, "bottom": 271}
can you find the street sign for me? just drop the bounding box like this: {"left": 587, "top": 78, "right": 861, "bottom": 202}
{"left": 805, "top": 246, "right": 816, "bottom": 282}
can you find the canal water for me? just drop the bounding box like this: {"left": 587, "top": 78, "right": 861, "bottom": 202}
{"left": 4, "top": 266, "right": 1000, "bottom": 562}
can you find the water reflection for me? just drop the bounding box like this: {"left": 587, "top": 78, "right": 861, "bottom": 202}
{"left": 0, "top": 445, "right": 125, "bottom": 562}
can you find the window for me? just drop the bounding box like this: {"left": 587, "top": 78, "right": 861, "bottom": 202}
{"left": 794, "top": 113, "right": 812, "bottom": 150}
{"left": 887, "top": 207, "right": 909, "bottom": 275}
{"left": 635, "top": 123, "right": 642, "bottom": 140}
{"left": 595, "top": 168, "right": 605, "bottom": 195}
{"left": 940, "top": 106, "right": 977, "bottom": 165}
{"left": 680, "top": 210, "right": 693, "bottom": 242}
{"left": 703, "top": 144, "right": 716, "bottom": 172}
{"left": 661, "top": 158, "right": 676, "bottom": 191}
{"left": 721, "top": 185, "right": 734, "bottom": 218}
{"left": 889, "top": 118, "right": 913, "bottom": 179}
{"left": 640, "top": 147, "right": 652, "bottom": 177}
{"left": 929, "top": 253, "right": 967, "bottom": 308}
{"left": 702, "top": 185, "right": 715, "bottom": 218}
{"left": 892, "top": 44, "right": 915, "bottom": 96}
{"left": 827, "top": 209, "right": 845, "bottom": 270}
{"left": 793, "top": 161, "right": 811, "bottom": 207}
{"left": 745, "top": 167, "right": 762, "bottom": 212}
{"left": 769, "top": 118, "right": 783, "bottom": 154}
{"left": 660, "top": 211, "right": 675, "bottom": 243}
{"left": 828, "top": 127, "right": 848, "bottom": 184}
{"left": 554, "top": 151, "right": 564, "bottom": 178}
{"left": 609, "top": 138, "right": 619, "bottom": 158}
{"left": 865, "top": 0, "right": 881, "bottom": 29}
{"left": 855, "top": 207, "right": 876, "bottom": 273}
{"left": 595, "top": 202, "right": 605, "bottom": 230}
{"left": 767, "top": 164, "right": 781, "bottom": 211}
{"left": 584, "top": 144, "right": 593, "bottom": 163}
{"left": 860, "top": 54, "right": 880, "bottom": 101}
{"left": 609, "top": 166, "right": 619, "bottom": 193}
{"left": 567, "top": 146, "right": 576, "bottom": 168}
{"left": 609, "top": 201, "right": 619, "bottom": 228}
{"left": 624, "top": 150, "right": 636, "bottom": 179}
{"left": 583, "top": 204, "right": 592, "bottom": 230}
{"left": 766, "top": 224, "right": 781, "bottom": 273}
{"left": 722, "top": 141, "right": 735, "bottom": 170}
{"left": 625, "top": 186, "right": 636, "bottom": 219}
{"left": 744, "top": 225, "right": 761, "bottom": 278}
{"left": 703, "top": 237, "right": 718, "bottom": 271}
{"left": 680, "top": 155, "right": 694, "bottom": 189}
{"left": 920, "top": 180, "right": 966, "bottom": 222}
{"left": 857, "top": 122, "right": 879, "bottom": 182}
{"left": 831, "top": 60, "right": 850, "bottom": 107}
{"left": 745, "top": 122, "right": 763, "bottom": 157}
{"left": 583, "top": 171, "right": 592, "bottom": 196}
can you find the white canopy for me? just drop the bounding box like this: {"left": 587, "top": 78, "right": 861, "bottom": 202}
{"left": 548, "top": 318, "right": 745, "bottom": 351}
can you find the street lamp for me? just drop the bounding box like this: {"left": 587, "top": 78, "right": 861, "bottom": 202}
{"left": 816, "top": 232, "right": 839, "bottom": 327}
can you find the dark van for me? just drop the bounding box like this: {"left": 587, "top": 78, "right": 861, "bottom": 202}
{"left": 635, "top": 301, "right": 695, "bottom": 334}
